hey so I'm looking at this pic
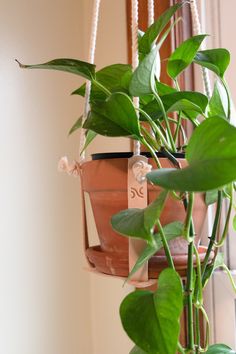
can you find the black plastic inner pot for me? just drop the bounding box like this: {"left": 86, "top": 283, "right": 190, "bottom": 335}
{"left": 92, "top": 151, "right": 185, "bottom": 160}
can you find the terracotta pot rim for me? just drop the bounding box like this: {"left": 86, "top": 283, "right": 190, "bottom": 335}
{"left": 91, "top": 151, "right": 185, "bottom": 160}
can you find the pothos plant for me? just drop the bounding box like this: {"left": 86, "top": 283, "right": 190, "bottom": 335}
{"left": 17, "top": 2, "right": 236, "bottom": 353}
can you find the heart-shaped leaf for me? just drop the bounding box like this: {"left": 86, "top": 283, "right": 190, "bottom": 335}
{"left": 111, "top": 191, "right": 168, "bottom": 244}
{"left": 120, "top": 268, "right": 183, "bottom": 354}
{"left": 83, "top": 108, "right": 129, "bottom": 137}
{"left": 72, "top": 64, "right": 132, "bottom": 100}
{"left": 194, "top": 49, "right": 230, "bottom": 78}
{"left": 17, "top": 58, "right": 96, "bottom": 80}
{"left": 167, "top": 35, "right": 207, "bottom": 79}
{"left": 129, "top": 47, "right": 159, "bottom": 96}
{"left": 142, "top": 91, "right": 208, "bottom": 121}
{"left": 105, "top": 92, "right": 141, "bottom": 138}
{"left": 163, "top": 91, "right": 208, "bottom": 111}
{"left": 127, "top": 222, "right": 184, "bottom": 281}
{"left": 147, "top": 117, "right": 236, "bottom": 191}
{"left": 139, "top": 3, "right": 183, "bottom": 55}
{"left": 130, "top": 18, "right": 179, "bottom": 97}
{"left": 206, "top": 344, "right": 236, "bottom": 354}
{"left": 167, "top": 99, "right": 203, "bottom": 116}
{"left": 208, "top": 80, "right": 228, "bottom": 119}
{"left": 84, "top": 92, "right": 141, "bottom": 138}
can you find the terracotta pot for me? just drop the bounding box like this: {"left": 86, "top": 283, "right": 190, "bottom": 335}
{"left": 80, "top": 152, "right": 207, "bottom": 276}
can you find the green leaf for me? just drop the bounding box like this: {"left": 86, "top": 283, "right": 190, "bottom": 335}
{"left": 142, "top": 91, "right": 208, "bottom": 122}
{"left": 156, "top": 81, "right": 177, "bottom": 95}
{"left": 68, "top": 116, "right": 83, "bottom": 135}
{"left": 130, "top": 346, "right": 147, "bottom": 354}
{"left": 80, "top": 130, "right": 97, "bottom": 154}
{"left": 208, "top": 80, "right": 228, "bottom": 119}
{"left": 194, "top": 49, "right": 230, "bottom": 78}
{"left": 127, "top": 222, "right": 184, "bottom": 281}
{"left": 83, "top": 108, "right": 129, "bottom": 137}
{"left": 163, "top": 91, "right": 208, "bottom": 115}
{"left": 168, "top": 99, "right": 203, "bottom": 114}
{"left": 202, "top": 253, "right": 224, "bottom": 287}
{"left": 111, "top": 191, "right": 168, "bottom": 244}
{"left": 17, "top": 58, "right": 96, "bottom": 80}
{"left": 233, "top": 215, "right": 236, "bottom": 232}
{"left": 130, "top": 18, "right": 179, "bottom": 97}
{"left": 72, "top": 64, "right": 132, "bottom": 100}
{"left": 147, "top": 117, "right": 236, "bottom": 191}
{"left": 129, "top": 47, "right": 159, "bottom": 96}
{"left": 105, "top": 92, "right": 141, "bottom": 138}
{"left": 120, "top": 268, "right": 183, "bottom": 354}
{"left": 167, "top": 35, "right": 207, "bottom": 79}
{"left": 206, "top": 344, "right": 236, "bottom": 354}
{"left": 84, "top": 92, "right": 141, "bottom": 138}
{"left": 163, "top": 91, "right": 208, "bottom": 111}
{"left": 139, "top": 3, "right": 183, "bottom": 54}
{"left": 205, "top": 189, "right": 218, "bottom": 205}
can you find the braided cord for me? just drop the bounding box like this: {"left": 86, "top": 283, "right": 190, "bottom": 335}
{"left": 131, "top": 0, "right": 141, "bottom": 155}
{"left": 190, "top": 0, "right": 211, "bottom": 98}
{"left": 148, "top": 0, "right": 154, "bottom": 27}
{"left": 79, "top": 0, "right": 101, "bottom": 163}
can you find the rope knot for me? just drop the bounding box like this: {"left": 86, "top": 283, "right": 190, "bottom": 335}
{"left": 132, "top": 160, "right": 152, "bottom": 183}
{"left": 58, "top": 156, "right": 80, "bottom": 177}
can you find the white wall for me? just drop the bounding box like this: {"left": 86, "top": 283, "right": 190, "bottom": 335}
{"left": 0, "top": 0, "right": 131, "bottom": 353}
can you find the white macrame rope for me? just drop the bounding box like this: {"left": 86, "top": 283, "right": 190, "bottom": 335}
{"left": 131, "top": 0, "right": 141, "bottom": 155}
{"left": 132, "top": 0, "right": 141, "bottom": 155}
{"left": 148, "top": 0, "right": 155, "bottom": 27}
{"left": 79, "top": 0, "right": 101, "bottom": 163}
{"left": 190, "top": 0, "right": 211, "bottom": 98}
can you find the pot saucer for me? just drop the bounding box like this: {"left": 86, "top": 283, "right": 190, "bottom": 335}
{"left": 86, "top": 245, "right": 214, "bottom": 278}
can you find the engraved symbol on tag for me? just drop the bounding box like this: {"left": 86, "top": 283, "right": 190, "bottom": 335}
{"left": 130, "top": 186, "right": 144, "bottom": 199}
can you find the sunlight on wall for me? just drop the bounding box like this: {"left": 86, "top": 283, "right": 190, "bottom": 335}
{"left": 0, "top": 0, "right": 131, "bottom": 353}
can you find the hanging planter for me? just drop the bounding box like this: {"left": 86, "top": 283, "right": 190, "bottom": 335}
{"left": 17, "top": 0, "right": 236, "bottom": 352}
{"left": 16, "top": 1, "right": 213, "bottom": 280}
{"left": 81, "top": 152, "right": 208, "bottom": 277}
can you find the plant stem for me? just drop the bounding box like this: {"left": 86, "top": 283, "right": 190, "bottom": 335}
{"left": 194, "top": 308, "right": 200, "bottom": 353}
{"left": 161, "top": 147, "right": 181, "bottom": 169}
{"left": 140, "top": 135, "right": 162, "bottom": 168}
{"left": 92, "top": 79, "right": 111, "bottom": 96}
{"left": 177, "top": 342, "right": 185, "bottom": 354}
{"left": 138, "top": 108, "right": 172, "bottom": 150}
{"left": 199, "top": 306, "right": 210, "bottom": 352}
{"left": 201, "top": 190, "right": 223, "bottom": 280}
{"left": 193, "top": 245, "right": 203, "bottom": 307}
{"left": 173, "top": 79, "right": 183, "bottom": 144}
{"left": 174, "top": 112, "right": 183, "bottom": 144}
{"left": 186, "top": 241, "right": 194, "bottom": 352}
{"left": 193, "top": 245, "right": 203, "bottom": 353}
{"left": 156, "top": 220, "right": 175, "bottom": 270}
{"left": 184, "top": 193, "right": 194, "bottom": 243}
{"left": 215, "top": 183, "right": 233, "bottom": 247}
{"left": 141, "top": 126, "right": 160, "bottom": 150}
{"left": 222, "top": 264, "right": 236, "bottom": 293}
{"left": 153, "top": 91, "right": 177, "bottom": 152}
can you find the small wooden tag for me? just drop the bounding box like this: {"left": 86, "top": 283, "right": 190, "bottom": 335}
{"left": 128, "top": 155, "right": 148, "bottom": 282}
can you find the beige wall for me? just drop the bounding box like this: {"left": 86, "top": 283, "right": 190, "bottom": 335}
{"left": 0, "top": 0, "right": 131, "bottom": 353}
